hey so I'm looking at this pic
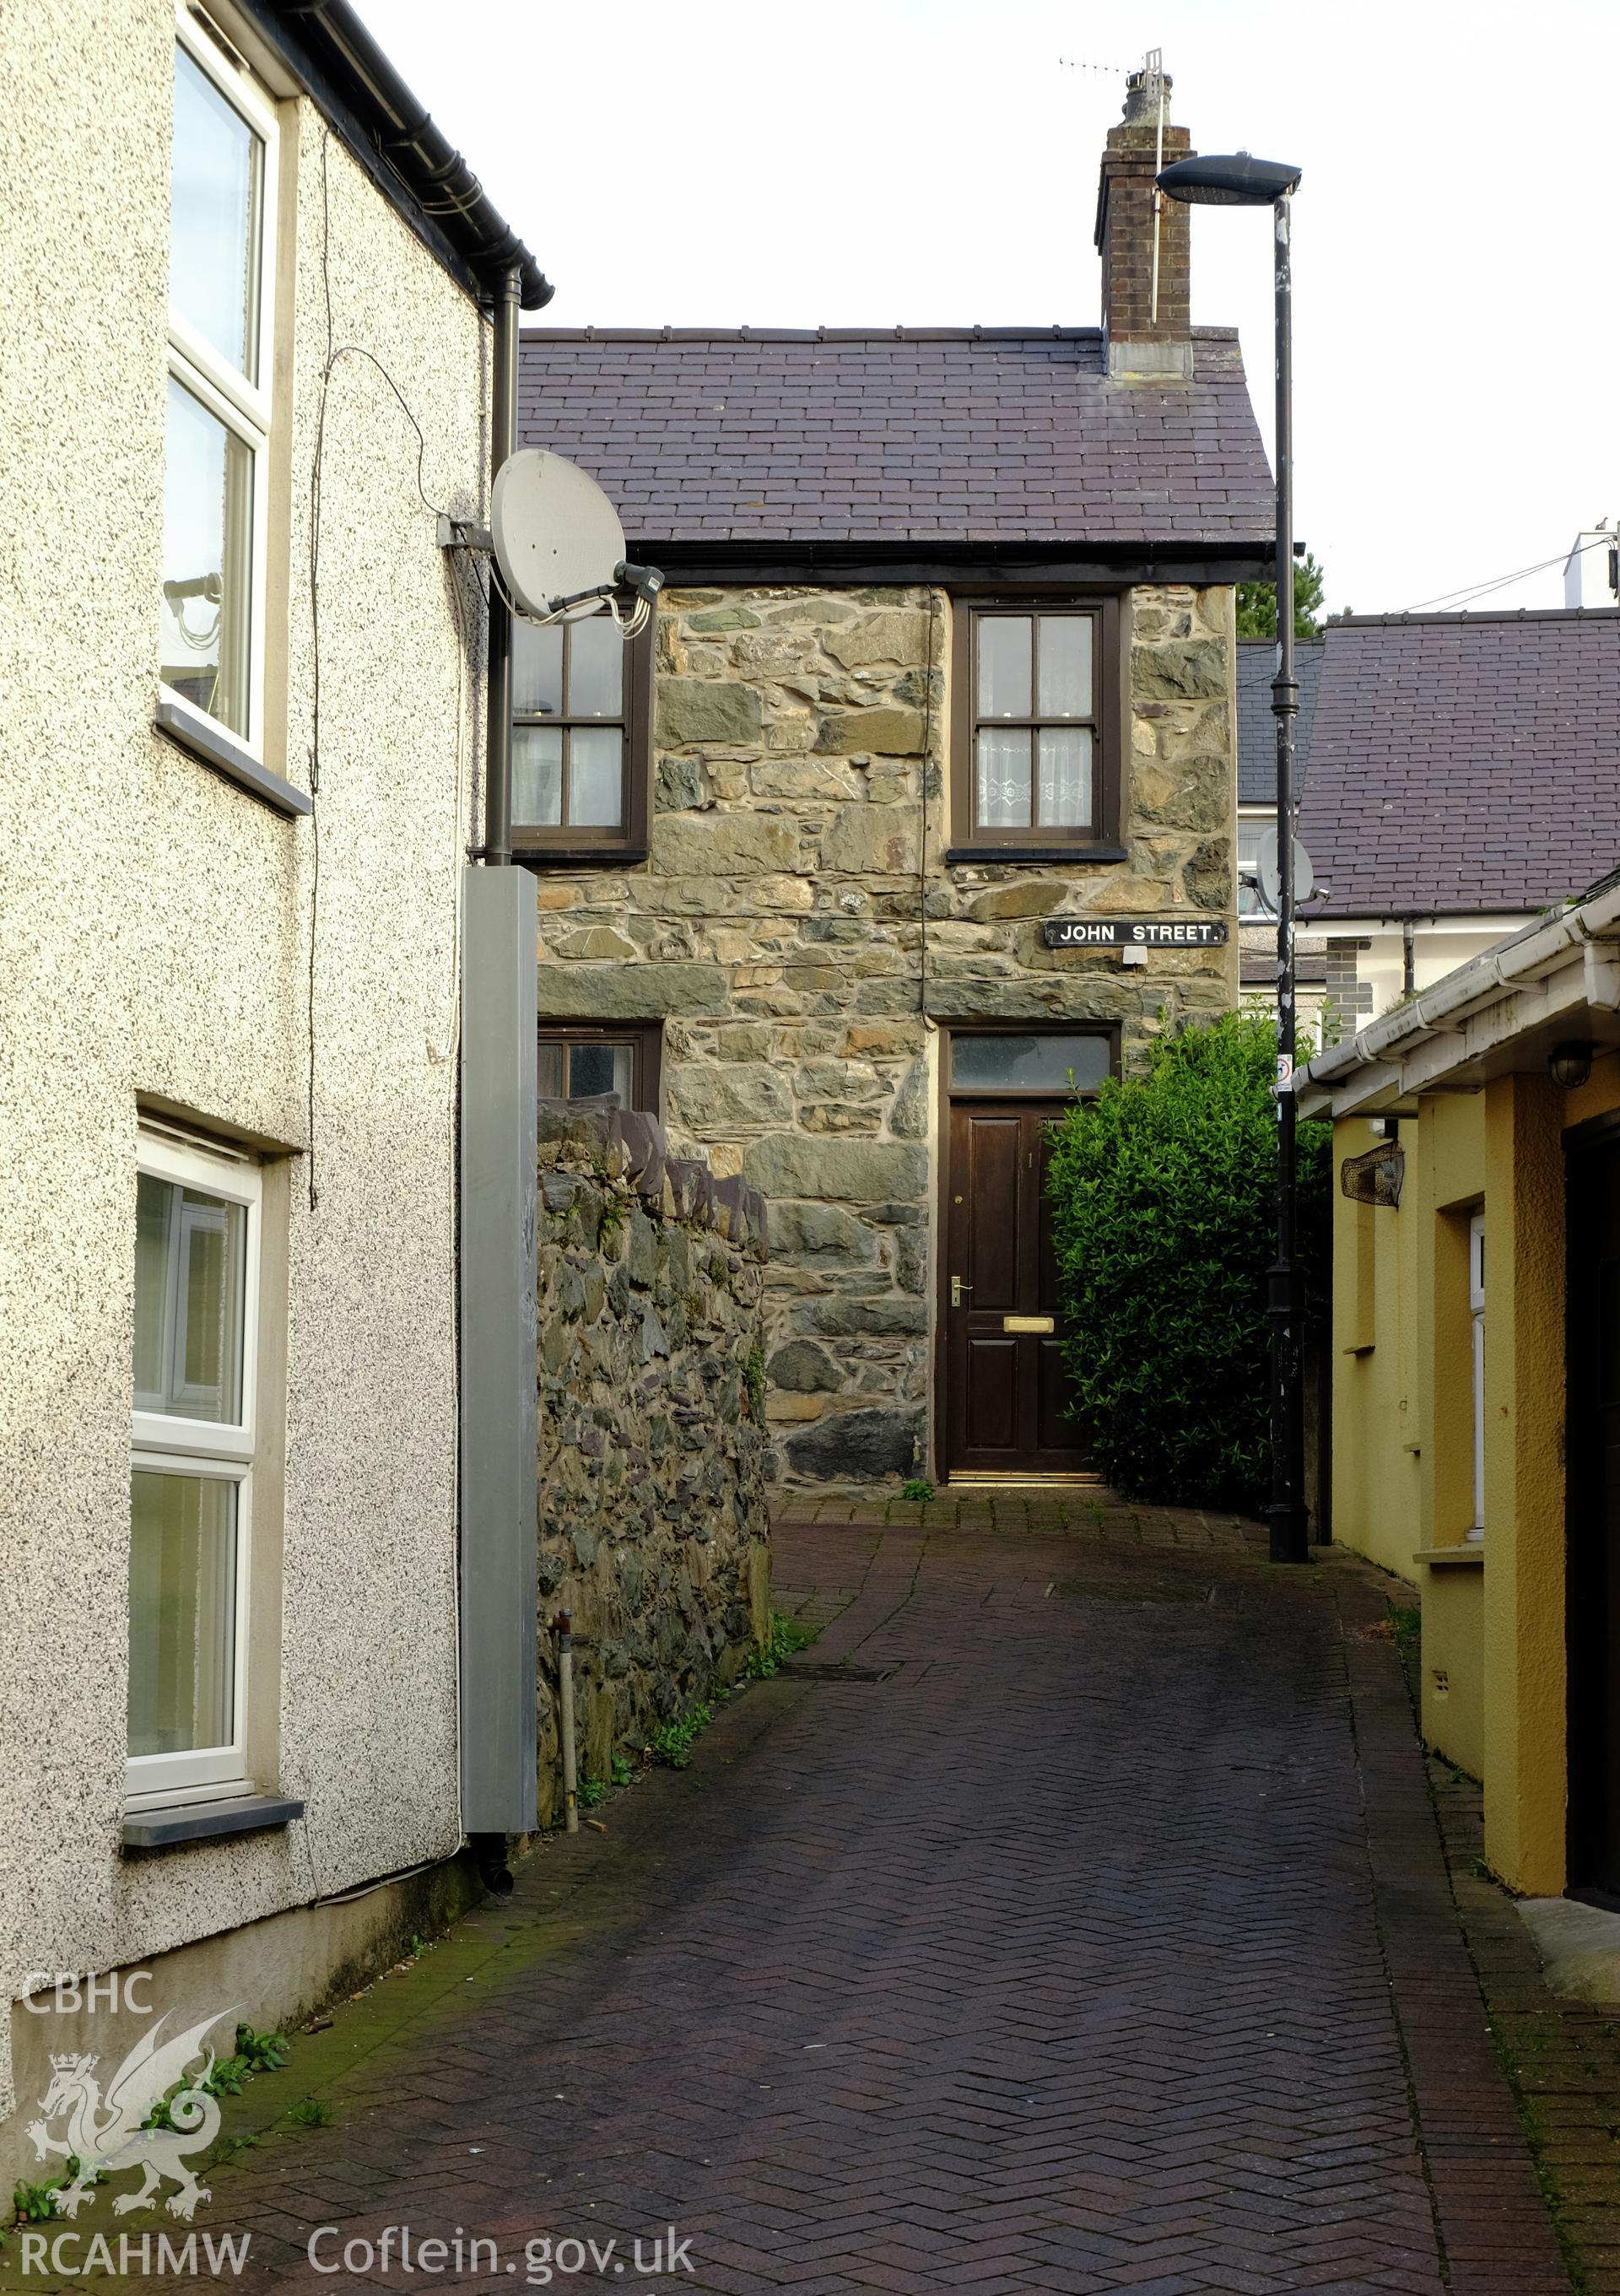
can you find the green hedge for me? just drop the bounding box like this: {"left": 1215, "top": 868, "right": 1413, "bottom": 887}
{"left": 1045, "top": 1013, "right": 1331, "bottom": 1512}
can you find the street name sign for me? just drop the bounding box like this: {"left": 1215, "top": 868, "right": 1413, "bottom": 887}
{"left": 1040, "top": 918, "right": 1229, "bottom": 950}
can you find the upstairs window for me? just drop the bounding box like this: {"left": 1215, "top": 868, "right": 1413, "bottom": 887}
{"left": 513, "top": 613, "right": 652, "bottom": 857}
{"left": 951, "top": 599, "right": 1122, "bottom": 853}
{"left": 159, "top": 19, "right": 277, "bottom": 754}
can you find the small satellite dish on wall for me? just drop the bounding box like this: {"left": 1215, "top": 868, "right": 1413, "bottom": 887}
{"left": 1256, "top": 828, "right": 1315, "bottom": 914}
{"left": 492, "top": 450, "right": 628, "bottom": 620}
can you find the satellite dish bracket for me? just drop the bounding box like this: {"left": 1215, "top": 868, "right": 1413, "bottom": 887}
{"left": 437, "top": 516, "right": 494, "bottom": 553}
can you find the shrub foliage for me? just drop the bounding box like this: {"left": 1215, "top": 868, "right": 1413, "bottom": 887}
{"left": 1045, "top": 1013, "right": 1331, "bottom": 1512}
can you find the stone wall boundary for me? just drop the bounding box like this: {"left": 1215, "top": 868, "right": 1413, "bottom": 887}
{"left": 532, "top": 1098, "right": 771, "bottom": 1823}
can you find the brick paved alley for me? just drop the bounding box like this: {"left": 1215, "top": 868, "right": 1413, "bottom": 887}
{"left": 73, "top": 1498, "right": 1575, "bottom": 2294}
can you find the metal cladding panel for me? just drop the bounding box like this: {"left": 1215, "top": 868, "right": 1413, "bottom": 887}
{"left": 458, "top": 866, "right": 539, "bottom": 1833}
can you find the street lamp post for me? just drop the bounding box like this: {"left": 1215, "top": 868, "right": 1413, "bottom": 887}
{"left": 1158, "top": 150, "right": 1309, "bottom": 1565}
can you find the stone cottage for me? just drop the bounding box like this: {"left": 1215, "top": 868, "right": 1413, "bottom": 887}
{"left": 513, "top": 75, "right": 1274, "bottom": 1486}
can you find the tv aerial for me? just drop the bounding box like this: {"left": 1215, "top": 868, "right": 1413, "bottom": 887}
{"left": 489, "top": 450, "right": 662, "bottom": 634}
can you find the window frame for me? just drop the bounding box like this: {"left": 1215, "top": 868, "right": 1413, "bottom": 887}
{"left": 511, "top": 615, "right": 654, "bottom": 861}
{"left": 536, "top": 1023, "right": 662, "bottom": 1117}
{"left": 950, "top": 596, "right": 1125, "bottom": 855}
{"left": 943, "top": 1022, "right": 1120, "bottom": 1100}
{"left": 159, "top": 6, "right": 278, "bottom": 763}
{"left": 1237, "top": 806, "right": 1272, "bottom": 919}
{"left": 127, "top": 1128, "right": 262, "bottom": 1802}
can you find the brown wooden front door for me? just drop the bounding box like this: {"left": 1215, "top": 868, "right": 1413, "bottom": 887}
{"left": 1567, "top": 1126, "right": 1620, "bottom": 1894}
{"left": 943, "top": 1100, "right": 1090, "bottom": 1478}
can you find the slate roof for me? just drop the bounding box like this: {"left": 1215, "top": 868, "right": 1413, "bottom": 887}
{"left": 516, "top": 327, "right": 1272, "bottom": 550}
{"left": 1297, "top": 611, "right": 1620, "bottom": 917}
{"left": 1237, "top": 639, "right": 1325, "bottom": 805}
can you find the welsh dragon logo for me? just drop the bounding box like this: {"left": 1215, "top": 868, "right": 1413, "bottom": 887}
{"left": 26, "top": 2006, "right": 237, "bottom": 2222}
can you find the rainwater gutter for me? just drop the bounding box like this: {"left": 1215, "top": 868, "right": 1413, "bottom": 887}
{"left": 1299, "top": 882, "right": 1620, "bottom": 1109}
{"left": 269, "top": 0, "right": 554, "bottom": 310}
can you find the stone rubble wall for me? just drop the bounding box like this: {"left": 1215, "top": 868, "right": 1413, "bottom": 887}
{"left": 533, "top": 585, "right": 1239, "bottom": 1482}
{"left": 533, "top": 1099, "right": 771, "bottom": 1823}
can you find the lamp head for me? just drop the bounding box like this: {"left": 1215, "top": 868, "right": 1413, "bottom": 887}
{"left": 1157, "top": 153, "right": 1302, "bottom": 207}
{"left": 1549, "top": 1040, "right": 1596, "bottom": 1090}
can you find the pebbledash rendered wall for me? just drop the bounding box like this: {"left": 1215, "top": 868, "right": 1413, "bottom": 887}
{"left": 534, "top": 584, "right": 1239, "bottom": 1480}
{"left": 0, "top": 0, "right": 490, "bottom": 2184}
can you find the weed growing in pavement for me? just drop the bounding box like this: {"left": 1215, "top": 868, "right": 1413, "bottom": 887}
{"left": 288, "top": 2096, "right": 334, "bottom": 2128}
{"left": 234, "top": 2025, "right": 288, "bottom": 2075}
{"left": 576, "top": 1747, "right": 641, "bottom": 1809}
{"left": 745, "top": 1613, "right": 817, "bottom": 1681}
{"left": 900, "top": 1478, "right": 935, "bottom": 1503}
{"left": 649, "top": 1704, "right": 713, "bottom": 1769}
{"left": 8, "top": 2159, "right": 107, "bottom": 2231}
{"left": 142, "top": 2024, "right": 291, "bottom": 2129}
{"left": 1388, "top": 1603, "right": 1421, "bottom": 1659}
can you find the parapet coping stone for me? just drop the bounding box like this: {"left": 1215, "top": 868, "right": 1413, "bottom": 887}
{"left": 537, "top": 1096, "right": 769, "bottom": 1259}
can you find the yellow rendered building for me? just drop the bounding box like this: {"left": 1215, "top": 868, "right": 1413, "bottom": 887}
{"left": 1299, "top": 878, "right": 1620, "bottom": 1897}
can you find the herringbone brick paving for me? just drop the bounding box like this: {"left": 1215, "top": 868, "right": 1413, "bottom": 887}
{"left": 73, "top": 1494, "right": 1574, "bottom": 2293}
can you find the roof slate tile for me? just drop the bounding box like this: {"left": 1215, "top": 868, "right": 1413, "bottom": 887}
{"left": 517, "top": 327, "right": 1272, "bottom": 547}
{"left": 1288, "top": 613, "right": 1620, "bottom": 916}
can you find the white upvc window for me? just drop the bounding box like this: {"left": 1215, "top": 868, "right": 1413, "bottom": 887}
{"left": 1469, "top": 1213, "right": 1486, "bottom": 1539}
{"left": 1237, "top": 811, "right": 1268, "bottom": 918}
{"left": 127, "top": 1129, "right": 261, "bottom": 1801}
{"left": 159, "top": 8, "right": 277, "bottom": 756}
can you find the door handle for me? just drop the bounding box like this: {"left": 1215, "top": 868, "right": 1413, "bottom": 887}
{"left": 951, "top": 1276, "right": 972, "bottom": 1308}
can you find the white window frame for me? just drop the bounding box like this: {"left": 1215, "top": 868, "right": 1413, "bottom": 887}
{"left": 161, "top": 5, "right": 278, "bottom": 759}
{"left": 1469, "top": 1212, "right": 1486, "bottom": 1539}
{"left": 1237, "top": 808, "right": 1270, "bottom": 919}
{"left": 127, "top": 1129, "right": 261, "bottom": 1801}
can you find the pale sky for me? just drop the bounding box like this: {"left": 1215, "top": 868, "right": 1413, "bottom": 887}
{"left": 360, "top": 0, "right": 1619, "bottom": 620}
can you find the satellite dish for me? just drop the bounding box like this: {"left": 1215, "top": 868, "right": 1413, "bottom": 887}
{"left": 1256, "top": 828, "right": 1315, "bottom": 914}
{"left": 492, "top": 451, "right": 626, "bottom": 620}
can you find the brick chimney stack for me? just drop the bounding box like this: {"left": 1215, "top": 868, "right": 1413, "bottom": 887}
{"left": 1094, "top": 68, "right": 1194, "bottom": 381}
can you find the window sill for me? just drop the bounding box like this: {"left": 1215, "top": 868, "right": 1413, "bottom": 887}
{"left": 945, "top": 844, "right": 1128, "bottom": 866}
{"left": 121, "top": 1791, "right": 305, "bottom": 1851}
{"left": 516, "top": 845, "right": 648, "bottom": 869}
{"left": 155, "top": 699, "right": 312, "bottom": 819}
{"left": 1412, "top": 1544, "right": 1485, "bottom": 1569}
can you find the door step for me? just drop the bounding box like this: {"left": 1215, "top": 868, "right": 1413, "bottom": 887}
{"left": 944, "top": 1473, "right": 1106, "bottom": 1489}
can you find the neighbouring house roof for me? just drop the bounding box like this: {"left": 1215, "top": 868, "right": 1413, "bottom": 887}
{"left": 1298, "top": 871, "right": 1620, "bottom": 1117}
{"left": 1237, "top": 639, "right": 1324, "bottom": 805}
{"left": 516, "top": 327, "right": 1273, "bottom": 565}
{"left": 1288, "top": 611, "right": 1620, "bottom": 920}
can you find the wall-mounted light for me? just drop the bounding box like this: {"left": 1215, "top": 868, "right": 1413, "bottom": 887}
{"left": 1549, "top": 1041, "right": 1595, "bottom": 1089}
